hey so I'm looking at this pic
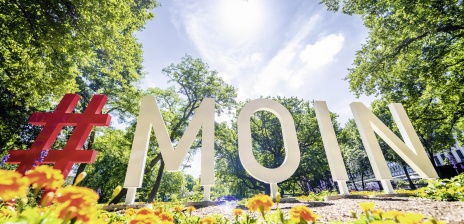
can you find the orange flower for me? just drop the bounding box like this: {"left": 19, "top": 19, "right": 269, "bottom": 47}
{"left": 136, "top": 207, "right": 154, "bottom": 215}
{"left": 245, "top": 194, "right": 274, "bottom": 214}
{"left": 54, "top": 185, "right": 99, "bottom": 222}
{"left": 25, "top": 165, "right": 64, "bottom": 190}
{"left": 0, "top": 170, "right": 30, "bottom": 201}
{"left": 154, "top": 207, "right": 163, "bottom": 216}
{"left": 173, "top": 206, "right": 183, "bottom": 213}
{"left": 232, "top": 208, "right": 243, "bottom": 217}
{"left": 289, "top": 205, "right": 319, "bottom": 223}
{"left": 158, "top": 212, "right": 173, "bottom": 222}
{"left": 40, "top": 191, "right": 55, "bottom": 207}
{"left": 200, "top": 215, "right": 217, "bottom": 224}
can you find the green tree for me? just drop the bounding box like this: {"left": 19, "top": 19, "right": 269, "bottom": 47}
{"left": 215, "top": 97, "right": 334, "bottom": 197}
{"left": 81, "top": 128, "right": 132, "bottom": 203}
{"left": 370, "top": 99, "right": 419, "bottom": 189}
{"left": 338, "top": 119, "right": 373, "bottom": 190}
{"left": 142, "top": 55, "right": 237, "bottom": 202}
{"left": 215, "top": 121, "right": 262, "bottom": 198}
{"left": 321, "top": 0, "right": 462, "bottom": 176}
{"left": 0, "top": 0, "right": 156, "bottom": 153}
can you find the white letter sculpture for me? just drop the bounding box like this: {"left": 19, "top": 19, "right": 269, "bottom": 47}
{"left": 313, "top": 101, "right": 350, "bottom": 195}
{"left": 350, "top": 102, "right": 439, "bottom": 194}
{"left": 123, "top": 96, "right": 215, "bottom": 204}
{"left": 238, "top": 99, "right": 300, "bottom": 199}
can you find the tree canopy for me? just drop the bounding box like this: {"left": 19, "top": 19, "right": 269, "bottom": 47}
{"left": 0, "top": 0, "right": 157, "bottom": 152}
{"left": 321, "top": 0, "right": 464, "bottom": 159}
{"left": 142, "top": 55, "right": 237, "bottom": 202}
{"left": 215, "top": 97, "right": 336, "bottom": 197}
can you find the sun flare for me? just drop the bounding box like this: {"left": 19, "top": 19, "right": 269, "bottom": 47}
{"left": 217, "top": 0, "right": 267, "bottom": 42}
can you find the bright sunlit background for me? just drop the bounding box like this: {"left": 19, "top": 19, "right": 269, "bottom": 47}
{"left": 136, "top": 0, "right": 376, "bottom": 177}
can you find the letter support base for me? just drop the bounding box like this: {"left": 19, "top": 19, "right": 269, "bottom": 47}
{"left": 125, "top": 187, "right": 137, "bottom": 204}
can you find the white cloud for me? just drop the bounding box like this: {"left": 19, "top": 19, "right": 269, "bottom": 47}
{"left": 169, "top": 0, "right": 368, "bottom": 118}
{"left": 300, "top": 34, "right": 345, "bottom": 70}
{"left": 239, "top": 14, "right": 322, "bottom": 99}
{"left": 171, "top": 0, "right": 271, "bottom": 87}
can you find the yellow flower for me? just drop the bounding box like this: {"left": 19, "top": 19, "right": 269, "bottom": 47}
{"left": 0, "top": 169, "right": 30, "bottom": 201}
{"left": 125, "top": 208, "right": 138, "bottom": 217}
{"left": 232, "top": 208, "right": 243, "bottom": 217}
{"left": 112, "top": 185, "right": 122, "bottom": 198}
{"left": 397, "top": 212, "right": 423, "bottom": 224}
{"left": 371, "top": 209, "right": 384, "bottom": 218}
{"left": 289, "top": 205, "right": 319, "bottom": 223}
{"left": 246, "top": 194, "right": 274, "bottom": 214}
{"left": 108, "top": 185, "right": 122, "bottom": 204}
{"left": 200, "top": 215, "right": 217, "bottom": 224}
{"left": 25, "top": 165, "right": 64, "bottom": 190}
{"left": 130, "top": 213, "right": 160, "bottom": 224}
{"left": 186, "top": 206, "right": 196, "bottom": 215}
{"left": 370, "top": 221, "right": 396, "bottom": 224}
{"left": 359, "top": 202, "right": 375, "bottom": 213}
{"left": 276, "top": 192, "right": 281, "bottom": 203}
{"left": 383, "top": 210, "right": 404, "bottom": 219}
{"left": 0, "top": 206, "right": 16, "bottom": 218}
{"left": 173, "top": 206, "right": 183, "bottom": 213}
{"left": 73, "top": 171, "right": 86, "bottom": 186}
{"left": 55, "top": 185, "right": 99, "bottom": 222}
{"left": 422, "top": 217, "right": 446, "bottom": 224}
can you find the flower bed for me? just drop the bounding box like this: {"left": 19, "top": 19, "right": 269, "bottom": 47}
{"left": 1, "top": 166, "right": 463, "bottom": 223}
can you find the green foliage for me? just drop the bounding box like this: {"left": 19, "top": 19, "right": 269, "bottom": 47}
{"left": 297, "top": 190, "right": 338, "bottom": 201}
{"left": 141, "top": 55, "right": 237, "bottom": 202}
{"left": 0, "top": 0, "right": 156, "bottom": 153}
{"left": 215, "top": 97, "right": 334, "bottom": 198}
{"left": 321, "top": 0, "right": 464, "bottom": 165}
{"left": 415, "top": 173, "right": 464, "bottom": 201}
{"left": 81, "top": 128, "right": 132, "bottom": 202}
{"left": 1, "top": 0, "right": 155, "bottom": 108}
{"left": 338, "top": 119, "right": 373, "bottom": 190}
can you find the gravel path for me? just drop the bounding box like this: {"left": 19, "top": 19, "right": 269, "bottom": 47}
{"left": 192, "top": 197, "right": 464, "bottom": 223}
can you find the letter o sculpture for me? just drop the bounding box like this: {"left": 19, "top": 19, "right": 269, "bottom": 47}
{"left": 238, "top": 98, "right": 300, "bottom": 184}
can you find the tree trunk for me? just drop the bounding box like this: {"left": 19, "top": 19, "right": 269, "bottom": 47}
{"left": 72, "top": 129, "right": 96, "bottom": 185}
{"left": 361, "top": 173, "right": 365, "bottom": 190}
{"left": 425, "top": 145, "right": 444, "bottom": 178}
{"left": 264, "top": 182, "right": 271, "bottom": 195}
{"left": 402, "top": 163, "right": 416, "bottom": 190}
{"left": 347, "top": 170, "right": 358, "bottom": 191}
{"left": 147, "top": 159, "right": 165, "bottom": 202}
{"left": 376, "top": 180, "right": 383, "bottom": 191}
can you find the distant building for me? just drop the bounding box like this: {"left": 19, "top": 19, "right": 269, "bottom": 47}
{"left": 348, "top": 145, "right": 464, "bottom": 190}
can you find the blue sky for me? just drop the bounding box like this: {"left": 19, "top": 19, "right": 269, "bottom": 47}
{"left": 136, "top": 0, "right": 376, "bottom": 177}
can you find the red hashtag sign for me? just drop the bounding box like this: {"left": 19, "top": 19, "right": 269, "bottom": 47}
{"left": 8, "top": 94, "right": 111, "bottom": 178}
